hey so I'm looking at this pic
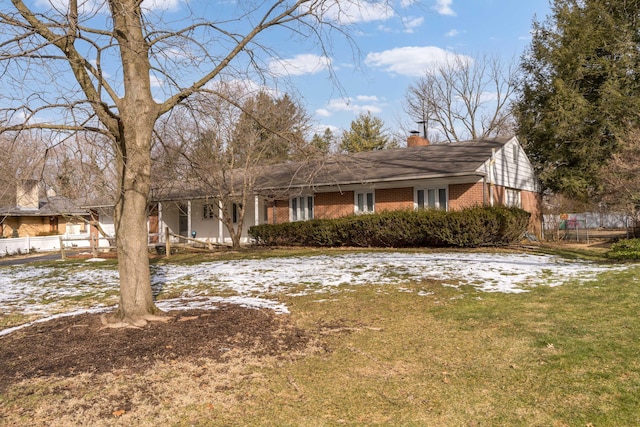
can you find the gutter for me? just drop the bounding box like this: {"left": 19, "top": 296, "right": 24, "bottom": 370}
{"left": 255, "top": 171, "right": 487, "bottom": 192}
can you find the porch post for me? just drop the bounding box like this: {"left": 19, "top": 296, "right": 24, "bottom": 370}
{"left": 158, "top": 202, "right": 164, "bottom": 243}
{"left": 254, "top": 194, "right": 260, "bottom": 226}
{"left": 187, "top": 200, "right": 192, "bottom": 238}
{"left": 218, "top": 200, "right": 224, "bottom": 244}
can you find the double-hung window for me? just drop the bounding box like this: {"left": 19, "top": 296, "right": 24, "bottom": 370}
{"left": 232, "top": 203, "right": 242, "bottom": 224}
{"left": 203, "top": 203, "right": 216, "bottom": 219}
{"left": 291, "top": 196, "right": 314, "bottom": 221}
{"left": 505, "top": 188, "right": 521, "bottom": 208}
{"left": 355, "top": 191, "right": 375, "bottom": 214}
{"left": 416, "top": 188, "right": 447, "bottom": 210}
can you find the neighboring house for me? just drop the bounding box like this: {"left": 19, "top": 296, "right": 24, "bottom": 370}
{"left": 150, "top": 135, "right": 542, "bottom": 244}
{"left": 0, "top": 179, "right": 91, "bottom": 238}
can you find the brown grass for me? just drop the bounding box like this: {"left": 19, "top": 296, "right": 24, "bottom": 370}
{"left": 2, "top": 247, "right": 640, "bottom": 426}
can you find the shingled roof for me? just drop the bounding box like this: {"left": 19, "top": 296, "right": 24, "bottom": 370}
{"left": 255, "top": 137, "right": 509, "bottom": 191}
{"left": 0, "top": 196, "right": 90, "bottom": 217}
{"left": 144, "top": 137, "right": 512, "bottom": 201}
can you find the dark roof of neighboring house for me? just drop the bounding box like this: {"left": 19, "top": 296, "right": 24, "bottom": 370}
{"left": 255, "top": 137, "right": 510, "bottom": 191}
{"left": 0, "top": 196, "right": 90, "bottom": 217}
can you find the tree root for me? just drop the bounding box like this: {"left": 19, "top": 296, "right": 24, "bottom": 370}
{"left": 99, "top": 313, "right": 173, "bottom": 330}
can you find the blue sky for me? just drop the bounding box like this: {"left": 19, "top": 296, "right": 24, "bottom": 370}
{"left": 278, "top": 0, "right": 553, "bottom": 136}
{"left": 19, "top": 0, "right": 552, "bottom": 140}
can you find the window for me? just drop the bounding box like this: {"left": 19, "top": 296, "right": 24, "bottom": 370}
{"left": 290, "top": 196, "right": 314, "bottom": 221}
{"left": 232, "top": 203, "right": 242, "bottom": 224}
{"left": 203, "top": 203, "right": 216, "bottom": 219}
{"left": 505, "top": 189, "right": 521, "bottom": 208}
{"left": 416, "top": 188, "right": 447, "bottom": 210}
{"left": 355, "top": 191, "right": 374, "bottom": 213}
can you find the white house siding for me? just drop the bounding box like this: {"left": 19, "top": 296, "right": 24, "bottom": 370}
{"left": 157, "top": 199, "right": 259, "bottom": 244}
{"left": 480, "top": 137, "right": 541, "bottom": 193}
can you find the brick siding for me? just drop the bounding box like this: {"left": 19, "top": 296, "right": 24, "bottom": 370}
{"left": 375, "top": 187, "right": 414, "bottom": 212}
{"left": 315, "top": 191, "right": 354, "bottom": 219}
{"left": 448, "top": 182, "right": 485, "bottom": 210}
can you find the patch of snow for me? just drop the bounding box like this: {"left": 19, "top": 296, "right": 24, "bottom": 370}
{"left": 0, "top": 251, "right": 630, "bottom": 335}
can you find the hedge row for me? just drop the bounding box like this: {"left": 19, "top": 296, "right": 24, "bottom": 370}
{"left": 606, "top": 238, "right": 640, "bottom": 260}
{"left": 249, "top": 206, "right": 530, "bottom": 248}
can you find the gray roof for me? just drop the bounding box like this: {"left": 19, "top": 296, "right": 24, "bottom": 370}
{"left": 0, "top": 196, "right": 90, "bottom": 217}
{"left": 256, "top": 137, "right": 509, "bottom": 191}
{"left": 142, "top": 137, "right": 510, "bottom": 202}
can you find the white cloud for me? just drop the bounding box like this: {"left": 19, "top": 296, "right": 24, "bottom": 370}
{"left": 268, "top": 54, "right": 332, "bottom": 77}
{"left": 365, "top": 46, "right": 470, "bottom": 77}
{"left": 433, "top": 0, "right": 456, "bottom": 16}
{"left": 149, "top": 74, "right": 164, "bottom": 88}
{"left": 445, "top": 28, "right": 460, "bottom": 37}
{"left": 400, "top": 0, "right": 418, "bottom": 7}
{"left": 142, "top": 0, "right": 183, "bottom": 11}
{"left": 35, "top": 0, "right": 183, "bottom": 13}
{"left": 356, "top": 95, "right": 379, "bottom": 102}
{"left": 315, "top": 96, "right": 385, "bottom": 120}
{"left": 314, "top": 0, "right": 395, "bottom": 24}
{"left": 402, "top": 16, "right": 424, "bottom": 33}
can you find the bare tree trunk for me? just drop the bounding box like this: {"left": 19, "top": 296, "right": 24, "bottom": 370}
{"left": 105, "top": 0, "right": 162, "bottom": 325}
{"left": 111, "top": 124, "right": 160, "bottom": 324}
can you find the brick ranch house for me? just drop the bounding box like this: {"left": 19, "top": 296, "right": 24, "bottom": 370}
{"left": 149, "top": 135, "right": 542, "bottom": 245}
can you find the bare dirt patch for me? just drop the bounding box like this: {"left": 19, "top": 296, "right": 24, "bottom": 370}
{"left": 0, "top": 305, "right": 308, "bottom": 393}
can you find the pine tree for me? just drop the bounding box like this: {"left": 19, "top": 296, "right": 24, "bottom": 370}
{"left": 340, "top": 112, "right": 394, "bottom": 153}
{"left": 310, "top": 128, "right": 335, "bottom": 155}
{"left": 230, "top": 92, "right": 309, "bottom": 165}
{"left": 514, "top": 0, "right": 640, "bottom": 199}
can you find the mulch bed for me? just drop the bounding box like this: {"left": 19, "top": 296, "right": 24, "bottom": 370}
{"left": 0, "top": 305, "right": 308, "bottom": 392}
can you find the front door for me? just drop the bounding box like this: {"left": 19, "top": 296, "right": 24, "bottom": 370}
{"left": 178, "top": 204, "right": 188, "bottom": 237}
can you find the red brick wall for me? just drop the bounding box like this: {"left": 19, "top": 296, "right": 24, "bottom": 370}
{"left": 315, "top": 191, "right": 354, "bottom": 219}
{"left": 375, "top": 187, "right": 413, "bottom": 212}
{"left": 522, "top": 190, "right": 543, "bottom": 236}
{"left": 448, "top": 182, "right": 485, "bottom": 210}
{"left": 274, "top": 200, "right": 289, "bottom": 224}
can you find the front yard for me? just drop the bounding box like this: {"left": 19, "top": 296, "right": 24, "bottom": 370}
{"left": 1, "top": 248, "right": 639, "bottom": 425}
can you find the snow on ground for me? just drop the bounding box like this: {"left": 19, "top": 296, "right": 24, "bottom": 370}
{"left": 0, "top": 251, "right": 630, "bottom": 335}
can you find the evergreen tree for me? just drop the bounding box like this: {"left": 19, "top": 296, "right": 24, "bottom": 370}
{"left": 340, "top": 112, "right": 394, "bottom": 153}
{"left": 514, "top": 0, "right": 640, "bottom": 199}
{"left": 310, "top": 127, "right": 335, "bottom": 155}
{"left": 230, "top": 92, "right": 310, "bottom": 165}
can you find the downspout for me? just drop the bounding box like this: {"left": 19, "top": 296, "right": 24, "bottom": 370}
{"left": 489, "top": 148, "right": 496, "bottom": 207}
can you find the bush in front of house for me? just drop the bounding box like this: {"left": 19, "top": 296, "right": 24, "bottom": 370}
{"left": 249, "top": 206, "right": 530, "bottom": 248}
{"left": 606, "top": 238, "right": 640, "bottom": 260}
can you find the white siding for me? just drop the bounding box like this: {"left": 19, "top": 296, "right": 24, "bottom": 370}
{"left": 479, "top": 137, "right": 541, "bottom": 192}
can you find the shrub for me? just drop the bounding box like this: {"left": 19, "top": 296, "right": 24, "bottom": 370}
{"left": 606, "top": 239, "right": 640, "bottom": 260}
{"left": 249, "top": 206, "right": 530, "bottom": 248}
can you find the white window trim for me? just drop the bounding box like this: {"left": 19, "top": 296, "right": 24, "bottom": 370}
{"left": 203, "top": 203, "right": 216, "bottom": 219}
{"left": 354, "top": 191, "right": 375, "bottom": 214}
{"left": 289, "top": 195, "right": 314, "bottom": 222}
{"left": 414, "top": 187, "right": 448, "bottom": 211}
{"left": 505, "top": 188, "right": 522, "bottom": 208}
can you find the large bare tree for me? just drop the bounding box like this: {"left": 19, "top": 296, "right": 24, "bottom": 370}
{"left": 403, "top": 54, "right": 517, "bottom": 143}
{"left": 0, "top": 0, "right": 353, "bottom": 327}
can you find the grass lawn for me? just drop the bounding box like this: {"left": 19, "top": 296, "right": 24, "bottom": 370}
{"left": 1, "top": 247, "right": 640, "bottom": 426}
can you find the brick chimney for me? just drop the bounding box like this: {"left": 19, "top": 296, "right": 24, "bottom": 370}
{"left": 16, "top": 179, "right": 39, "bottom": 210}
{"left": 407, "top": 134, "right": 430, "bottom": 147}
